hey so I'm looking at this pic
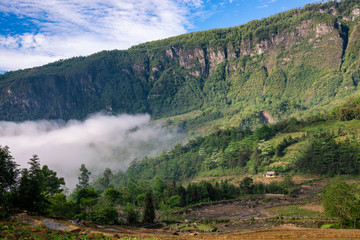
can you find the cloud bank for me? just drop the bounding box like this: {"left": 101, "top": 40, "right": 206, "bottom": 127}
{"left": 0, "top": 113, "right": 183, "bottom": 190}
{"left": 0, "top": 0, "right": 204, "bottom": 71}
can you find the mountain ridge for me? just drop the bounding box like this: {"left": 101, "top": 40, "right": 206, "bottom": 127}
{"left": 1, "top": 0, "right": 360, "bottom": 130}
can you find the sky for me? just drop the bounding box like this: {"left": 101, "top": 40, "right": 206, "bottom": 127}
{"left": 0, "top": 0, "right": 321, "bottom": 73}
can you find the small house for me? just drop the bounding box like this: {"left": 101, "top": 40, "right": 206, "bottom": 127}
{"left": 264, "top": 171, "right": 276, "bottom": 178}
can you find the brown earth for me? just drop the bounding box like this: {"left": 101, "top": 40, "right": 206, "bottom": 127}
{"left": 11, "top": 215, "right": 360, "bottom": 240}
{"left": 11, "top": 179, "right": 360, "bottom": 239}
{"left": 173, "top": 226, "right": 360, "bottom": 239}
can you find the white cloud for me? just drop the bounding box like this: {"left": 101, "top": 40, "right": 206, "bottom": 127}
{"left": 0, "top": 0, "right": 204, "bottom": 71}
{"left": 0, "top": 113, "right": 183, "bottom": 190}
{"left": 257, "top": 0, "right": 277, "bottom": 8}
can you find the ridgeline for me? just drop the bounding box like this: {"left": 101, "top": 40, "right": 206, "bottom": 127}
{"left": 0, "top": 1, "right": 359, "bottom": 132}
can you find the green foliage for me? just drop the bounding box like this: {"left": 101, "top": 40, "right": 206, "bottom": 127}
{"left": 47, "top": 193, "right": 76, "bottom": 218}
{"left": 275, "top": 136, "right": 298, "bottom": 157}
{"left": 0, "top": 0, "right": 359, "bottom": 128}
{"left": 142, "top": 192, "right": 155, "bottom": 223}
{"left": 336, "top": 97, "right": 360, "bottom": 121}
{"left": 296, "top": 131, "right": 360, "bottom": 175}
{"left": 267, "top": 205, "right": 321, "bottom": 217}
{"left": 167, "top": 195, "right": 181, "bottom": 208}
{"left": 104, "top": 188, "right": 121, "bottom": 204}
{"left": 240, "top": 177, "right": 254, "bottom": 194}
{"left": 124, "top": 203, "right": 140, "bottom": 225}
{"left": 77, "top": 164, "right": 91, "bottom": 190}
{"left": 76, "top": 188, "right": 99, "bottom": 214}
{"left": 0, "top": 146, "right": 19, "bottom": 217}
{"left": 16, "top": 155, "right": 65, "bottom": 213}
{"left": 99, "top": 168, "right": 113, "bottom": 189}
{"left": 321, "top": 177, "right": 360, "bottom": 228}
{"left": 89, "top": 206, "right": 118, "bottom": 225}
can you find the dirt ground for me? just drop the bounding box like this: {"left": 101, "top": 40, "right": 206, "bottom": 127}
{"left": 12, "top": 178, "right": 360, "bottom": 239}
{"left": 86, "top": 225, "right": 360, "bottom": 239}
{"left": 173, "top": 226, "right": 360, "bottom": 239}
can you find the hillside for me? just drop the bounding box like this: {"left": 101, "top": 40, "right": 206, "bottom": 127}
{"left": 3, "top": 98, "right": 360, "bottom": 237}
{"left": 99, "top": 98, "right": 360, "bottom": 189}
{"left": 0, "top": 0, "right": 360, "bottom": 129}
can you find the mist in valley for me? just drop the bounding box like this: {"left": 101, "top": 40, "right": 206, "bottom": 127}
{"left": 0, "top": 113, "right": 184, "bottom": 191}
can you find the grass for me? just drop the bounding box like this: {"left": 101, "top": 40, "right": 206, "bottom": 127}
{"left": 266, "top": 205, "right": 322, "bottom": 218}
{"left": 319, "top": 224, "right": 335, "bottom": 229}
{"left": 196, "top": 224, "right": 217, "bottom": 232}
{"left": 173, "top": 222, "right": 217, "bottom": 232}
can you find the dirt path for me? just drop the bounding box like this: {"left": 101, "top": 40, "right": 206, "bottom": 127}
{"left": 174, "top": 226, "right": 360, "bottom": 239}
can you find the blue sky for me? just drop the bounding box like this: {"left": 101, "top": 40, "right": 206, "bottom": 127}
{"left": 0, "top": 0, "right": 320, "bottom": 72}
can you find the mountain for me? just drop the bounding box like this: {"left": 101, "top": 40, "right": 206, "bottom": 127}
{"left": 1, "top": 0, "right": 360, "bottom": 129}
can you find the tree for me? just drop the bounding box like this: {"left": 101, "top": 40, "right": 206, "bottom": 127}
{"left": 77, "top": 164, "right": 91, "bottom": 190}
{"left": 104, "top": 188, "right": 121, "bottom": 204}
{"left": 142, "top": 191, "right": 155, "bottom": 223}
{"left": 0, "top": 146, "right": 19, "bottom": 213}
{"left": 41, "top": 165, "right": 65, "bottom": 196}
{"left": 240, "top": 177, "right": 254, "bottom": 194}
{"left": 47, "top": 193, "right": 76, "bottom": 218}
{"left": 16, "top": 155, "right": 65, "bottom": 213}
{"left": 167, "top": 195, "right": 181, "bottom": 208}
{"left": 100, "top": 168, "right": 113, "bottom": 189}
{"left": 89, "top": 206, "right": 118, "bottom": 225}
{"left": 76, "top": 187, "right": 99, "bottom": 216}
{"left": 17, "top": 155, "right": 47, "bottom": 212}
{"left": 124, "top": 203, "right": 139, "bottom": 225}
{"left": 153, "top": 176, "right": 165, "bottom": 203}
{"left": 321, "top": 177, "right": 360, "bottom": 228}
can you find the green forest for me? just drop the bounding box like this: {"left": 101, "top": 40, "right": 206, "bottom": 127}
{"left": 2, "top": 98, "right": 360, "bottom": 230}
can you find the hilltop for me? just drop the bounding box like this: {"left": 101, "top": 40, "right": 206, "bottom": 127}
{"left": 0, "top": 1, "right": 359, "bottom": 132}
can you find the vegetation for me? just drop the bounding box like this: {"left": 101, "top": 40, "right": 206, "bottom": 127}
{"left": 3, "top": 98, "right": 360, "bottom": 233}
{"left": 3, "top": 1, "right": 360, "bottom": 236}
{"left": 266, "top": 205, "right": 322, "bottom": 218}
{"left": 0, "top": 0, "right": 359, "bottom": 132}
{"left": 0, "top": 220, "right": 147, "bottom": 239}
{"left": 322, "top": 177, "right": 360, "bottom": 228}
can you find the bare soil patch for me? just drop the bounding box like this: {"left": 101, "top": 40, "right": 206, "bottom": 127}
{"left": 174, "top": 226, "right": 360, "bottom": 239}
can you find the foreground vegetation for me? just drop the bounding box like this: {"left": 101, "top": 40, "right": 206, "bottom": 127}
{"left": 1, "top": 98, "right": 360, "bottom": 233}
{"left": 2, "top": 1, "right": 360, "bottom": 238}
{"left": 0, "top": 220, "right": 114, "bottom": 240}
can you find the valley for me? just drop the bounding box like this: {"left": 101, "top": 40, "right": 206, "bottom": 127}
{"left": 2, "top": 1, "right": 360, "bottom": 239}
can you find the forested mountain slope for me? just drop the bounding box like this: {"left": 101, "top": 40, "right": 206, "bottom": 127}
{"left": 1, "top": 0, "right": 360, "bottom": 126}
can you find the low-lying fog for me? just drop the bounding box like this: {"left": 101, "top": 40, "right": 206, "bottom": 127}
{"left": 0, "top": 113, "right": 183, "bottom": 191}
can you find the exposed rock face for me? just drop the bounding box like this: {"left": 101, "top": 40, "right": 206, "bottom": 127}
{"left": 208, "top": 48, "right": 226, "bottom": 74}
{"left": 169, "top": 19, "right": 339, "bottom": 76}
{"left": 352, "top": 8, "right": 360, "bottom": 20}
{"left": 315, "top": 23, "right": 334, "bottom": 37}
{"left": 178, "top": 48, "right": 206, "bottom": 77}
{"left": 260, "top": 111, "right": 276, "bottom": 124}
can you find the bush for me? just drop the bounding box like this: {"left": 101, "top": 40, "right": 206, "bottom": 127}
{"left": 167, "top": 195, "right": 181, "bottom": 208}
{"left": 124, "top": 203, "right": 139, "bottom": 225}
{"left": 321, "top": 177, "right": 360, "bottom": 228}
{"left": 89, "top": 207, "right": 118, "bottom": 225}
